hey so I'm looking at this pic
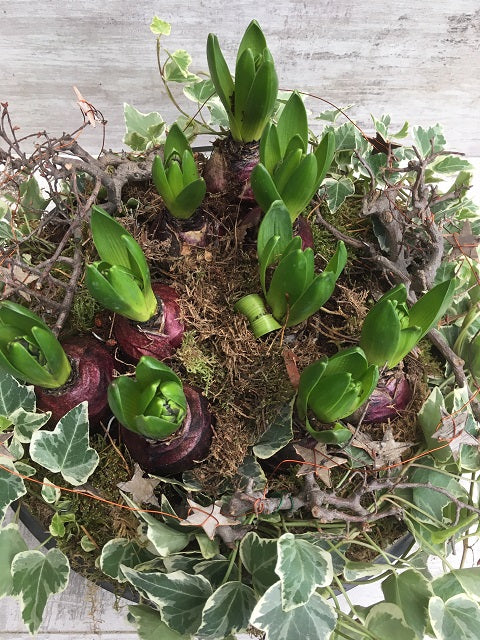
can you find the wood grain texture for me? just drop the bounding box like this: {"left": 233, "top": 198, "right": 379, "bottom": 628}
{"left": 1, "top": 1, "right": 479, "bottom": 154}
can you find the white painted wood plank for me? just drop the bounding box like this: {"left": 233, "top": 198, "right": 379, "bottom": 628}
{"left": 1, "top": 1, "right": 479, "bottom": 153}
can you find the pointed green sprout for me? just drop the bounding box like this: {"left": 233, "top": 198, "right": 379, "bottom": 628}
{"left": 250, "top": 92, "right": 336, "bottom": 221}
{"left": 360, "top": 280, "right": 456, "bottom": 368}
{"left": 85, "top": 206, "right": 157, "bottom": 322}
{"left": 207, "top": 20, "right": 278, "bottom": 142}
{"left": 152, "top": 123, "right": 206, "bottom": 219}
{"left": 108, "top": 356, "right": 187, "bottom": 439}
{"left": 235, "top": 200, "right": 347, "bottom": 337}
{"left": 0, "top": 301, "right": 71, "bottom": 388}
{"left": 297, "top": 347, "right": 379, "bottom": 434}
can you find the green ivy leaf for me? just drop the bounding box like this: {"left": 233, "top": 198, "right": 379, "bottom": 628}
{"left": 41, "top": 478, "right": 60, "bottom": 504}
{"left": 0, "top": 457, "right": 26, "bottom": 523}
{"left": 11, "top": 548, "right": 70, "bottom": 634}
{"left": 240, "top": 532, "right": 279, "bottom": 595}
{"left": 253, "top": 400, "right": 294, "bottom": 459}
{"left": 276, "top": 533, "right": 333, "bottom": 610}
{"left": 410, "top": 463, "right": 468, "bottom": 525}
{"left": 128, "top": 604, "right": 186, "bottom": 640}
{"left": 195, "top": 533, "right": 220, "bottom": 560}
{"left": 429, "top": 594, "right": 480, "bottom": 640}
{"left": 432, "top": 156, "right": 473, "bottom": 174}
{"left": 432, "top": 568, "right": 480, "bottom": 602}
{"left": 150, "top": 17, "right": 171, "bottom": 36}
{"left": 0, "top": 372, "right": 35, "bottom": 418}
{"left": 413, "top": 124, "right": 446, "bottom": 157}
{"left": 197, "top": 581, "right": 256, "bottom": 639}
{"left": 122, "top": 492, "right": 191, "bottom": 557}
{"left": 0, "top": 523, "right": 28, "bottom": 597}
{"left": 194, "top": 559, "right": 230, "bottom": 589}
{"left": 418, "top": 388, "right": 453, "bottom": 465}
{"left": 343, "top": 560, "right": 390, "bottom": 582}
{"left": 122, "top": 567, "right": 212, "bottom": 635}
{"left": 12, "top": 408, "right": 51, "bottom": 443}
{"left": 381, "top": 569, "right": 434, "bottom": 637}
{"left": 18, "top": 177, "right": 48, "bottom": 220}
{"left": 324, "top": 177, "right": 355, "bottom": 213}
{"left": 49, "top": 512, "right": 68, "bottom": 537}
{"left": 165, "top": 50, "right": 199, "bottom": 83}
{"left": 100, "top": 538, "right": 156, "bottom": 582}
{"left": 80, "top": 535, "right": 97, "bottom": 552}
{"left": 365, "top": 603, "right": 417, "bottom": 640}
{"left": 250, "top": 581, "right": 337, "bottom": 640}
{"left": 235, "top": 454, "right": 267, "bottom": 491}
{"left": 124, "top": 103, "right": 166, "bottom": 151}
{"left": 29, "top": 402, "right": 99, "bottom": 486}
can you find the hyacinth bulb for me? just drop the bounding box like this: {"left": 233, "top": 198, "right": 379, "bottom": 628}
{"left": 113, "top": 283, "right": 184, "bottom": 361}
{"left": 35, "top": 336, "right": 115, "bottom": 427}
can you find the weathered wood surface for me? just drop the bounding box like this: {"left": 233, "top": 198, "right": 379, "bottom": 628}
{"left": 1, "top": 1, "right": 479, "bottom": 155}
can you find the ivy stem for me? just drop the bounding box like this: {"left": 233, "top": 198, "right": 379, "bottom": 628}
{"left": 34, "top": 534, "right": 55, "bottom": 550}
{"left": 221, "top": 543, "right": 239, "bottom": 585}
{"left": 336, "top": 611, "right": 380, "bottom": 640}
{"left": 156, "top": 41, "right": 190, "bottom": 119}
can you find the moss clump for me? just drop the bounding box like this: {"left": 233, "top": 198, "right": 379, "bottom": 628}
{"left": 69, "top": 286, "right": 101, "bottom": 333}
{"left": 176, "top": 330, "right": 219, "bottom": 397}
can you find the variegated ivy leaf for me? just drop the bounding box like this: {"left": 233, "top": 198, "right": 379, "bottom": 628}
{"left": 324, "top": 177, "right": 355, "bottom": 213}
{"left": 123, "top": 103, "right": 166, "bottom": 151}
{"left": 164, "top": 50, "right": 199, "bottom": 83}
{"left": 197, "top": 581, "right": 256, "bottom": 639}
{"left": 343, "top": 560, "right": 391, "bottom": 582}
{"left": 365, "top": 603, "right": 416, "bottom": 640}
{"left": 12, "top": 408, "right": 51, "bottom": 443}
{"left": 41, "top": 478, "right": 61, "bottom": 504}
{"left": 121, "top": 567, "right": 212, "bottom": 635}
{"left": 381, "top": 569, "right": 434, "bottom": 637}
{"left": 0, "top": 456, "right": 26, "bottom": 523}
{"left": 413, "top": 124, "right": 446, "bottom": 157}
{"left": 128, "top": 604, "right": 185, "bottom": 640}
{"left": 240, "top": 532, "right": 278, "bottom": 596}
{"left": 0, "top": 372, "right": 35, "bottom": 419}
{"left": 250, "top": 581, "right": 337, "bottom": 640}
{"left": 150, "top": 16, "right": 171, "bottom": 36}
{"left": 0, "top": 523, "right": 28, "bottom": 597}
{"left": 11, "top": 548, "right": 70, "bottom": 634}
{"left": 195, "top": 532, "right": 220, "bottom": 560}
{"left": 194, "top": 559, "right": 230, "bottom": 589}
{"left": 429, "top": 595, "right": 480, "bottom": 640}
{"left": 276, "top": 533, "right": 333, "bottom": 610}
{"left": 253, "top": 400, "right": 294, "bottom": 460}
{"left": 235, "top": 455, "right": 267, "bottom": 491}
{"left": 121, "top": 493, "right": 191, "bottom": 557}
{"left": 29, "top": 402, "right": 99, "bottom": 486}
{"left": 100, "top": 538, "right": 156, "bottom": 582}
{"left": 432, "top": 568, "right": 480, "bottom": 602}
{"left": 7, "top": 436, "right": 24, "bottom": 461}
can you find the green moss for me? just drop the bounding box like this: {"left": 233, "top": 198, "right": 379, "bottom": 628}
{"left": 176, "top": 331, "right": 220, "bottom": 396}
{"left": 310, "top": 197, "right": 366, "bottom": 265}
{"left": 70, "top": 287, "right": 101, "bottom": 332}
